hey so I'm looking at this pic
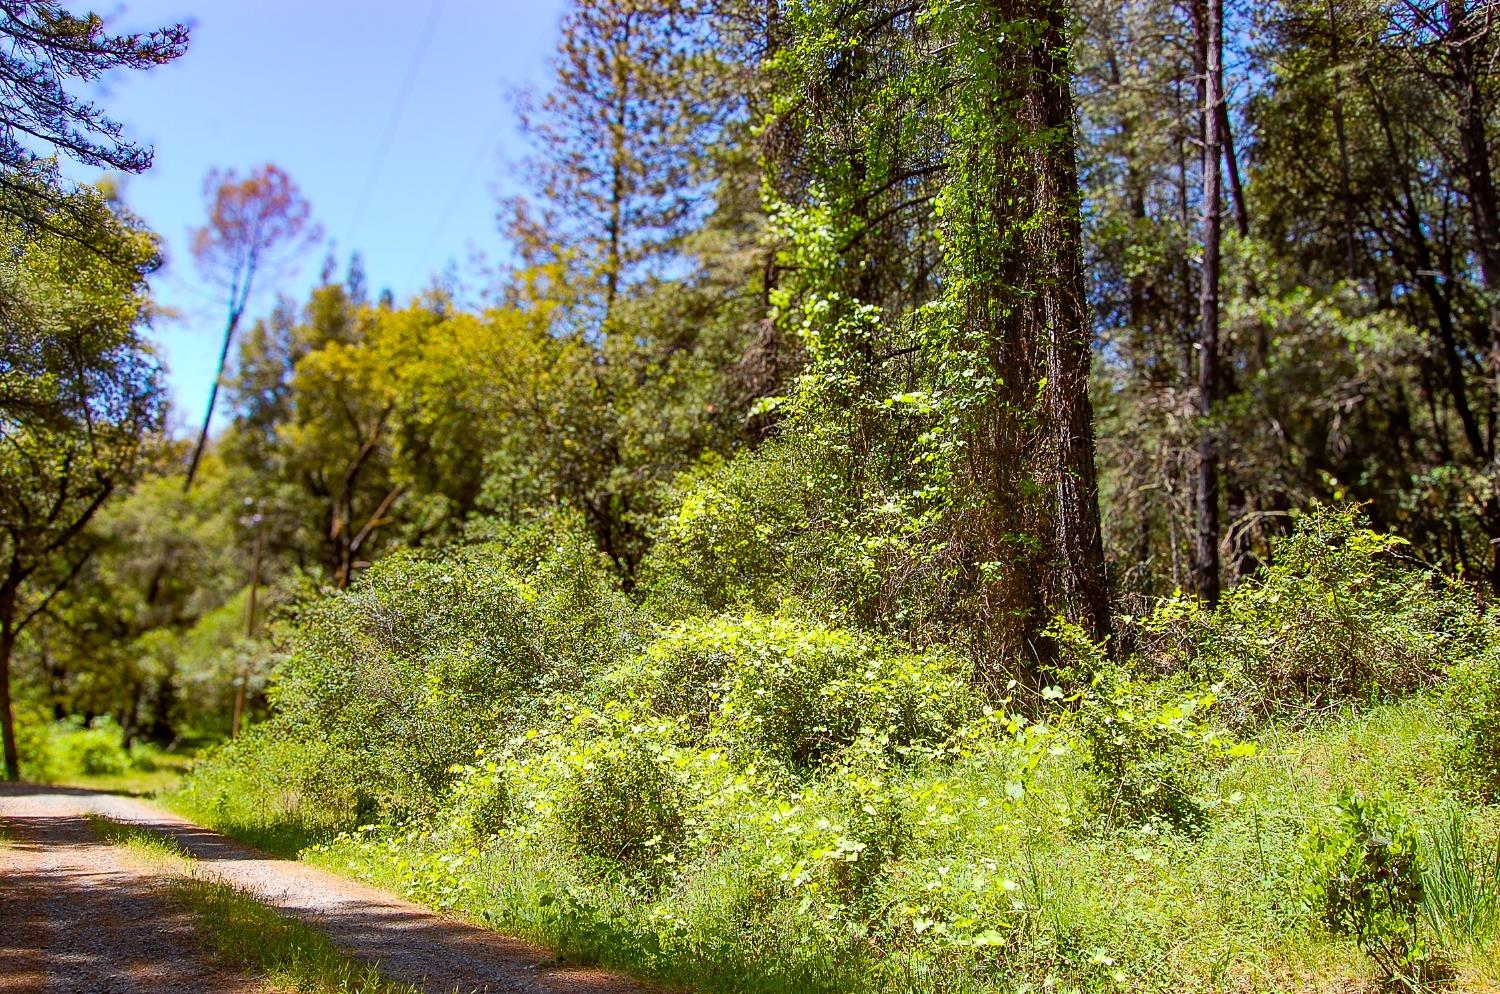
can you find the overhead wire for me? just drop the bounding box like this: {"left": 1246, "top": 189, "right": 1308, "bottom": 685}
{"left": 414, "top": 105, "right": 510, "bottom": 267}
{"left": 348, "top": 0, "right": 444, "bottom": 242}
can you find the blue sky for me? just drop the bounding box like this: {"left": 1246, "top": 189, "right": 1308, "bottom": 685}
{"left": 87, "top": 0, "right": 568, "bottom": 434}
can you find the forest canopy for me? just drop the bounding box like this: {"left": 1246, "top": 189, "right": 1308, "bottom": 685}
{"left": 3, "top": 1, "right": 1500, "bottom": 992}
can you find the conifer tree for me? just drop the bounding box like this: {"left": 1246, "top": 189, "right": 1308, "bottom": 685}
{"left": 516, "top": 0, "right": 734, "bottom": 326}
{"left": 0, "top": 2, "right": 186, "bottom": 231}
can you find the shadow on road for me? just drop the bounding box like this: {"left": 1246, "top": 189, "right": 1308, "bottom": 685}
{"left": 0, "top": 783, "right": 262, "bottom": 993}
{"left": 0, "top": 781, "right": 655, "bottom": 994}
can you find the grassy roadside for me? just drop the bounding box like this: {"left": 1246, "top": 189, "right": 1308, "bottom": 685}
{"left": 51, "top": 752, "right": 194, "bottom": 795}
{"left": 145, "top": 510, "right": 1500, "bottom": 994}
{"left": 17, "top": 716, "right": 203, "bottom": 796}
{"left": 88, "top": 816, "right": 418, "bottom": 994}
{"left": 174, "top": 697, "right": 1500, "bottom": 994}
{"left": 158, "top": 792, "right": 331, "bottom": 859}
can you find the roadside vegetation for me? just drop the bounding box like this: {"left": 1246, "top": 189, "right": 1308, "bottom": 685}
{"left": 19, "top": 718, "right": 193, "bottom": 794}
{"left": 174, "top": 507, "right": 1500, "bottom": 993}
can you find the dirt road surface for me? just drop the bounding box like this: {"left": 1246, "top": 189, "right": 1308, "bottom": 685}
{"left": 0, "top": 783, "right": 652, "bottom": 994}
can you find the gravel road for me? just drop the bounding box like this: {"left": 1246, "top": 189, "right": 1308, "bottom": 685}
{"left": 0, "top": 783, "right": 653, "bottom": 994}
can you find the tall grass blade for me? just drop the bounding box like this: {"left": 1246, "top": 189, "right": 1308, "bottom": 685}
{"left": 1420, "top": 803, "right": 1500, "bottom": 947}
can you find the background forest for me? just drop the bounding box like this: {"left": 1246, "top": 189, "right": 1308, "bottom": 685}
{"left": 4, "top": 0, "right": 1500, "bottom": 991}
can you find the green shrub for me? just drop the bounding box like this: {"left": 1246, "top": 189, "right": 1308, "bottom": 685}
{"left": 467, "top": 510, "right": 643, "bottom": 681}
{"left": 556, "top": 731, "right": 687, "bottom": 873}
{"left": 71, "top": 718, "right": 130, "bottom": 775}
{"left": 1077, "top": 672, "right": 1225, "bottom": 832}
{"left": 483, "top": 704, "right": 702, "bottom": 876}
{"left": 293, "top": 684, "right": 1495, "bottom": 994}
{"left": 614, "top": 612, "right": 973, "bottom": 770}
{"left": 269, "top": 523, "right": 638, "bottom": 817}
{"left": 1304, "top": 793, "right": 1432, "bottom": 986}
{"left": 638, "top": 443, "right": 954, "bottom": 643}
{"left": 1142, "top": 505, "right": 1477, "bottom": 724}
{"left": 446, "top": 761, "right": 512, "bottom": 841}
{"left": 797, "top": 745, "right": 910, "bottom": 905}
{"left": 638, "top": 456, "right": 790, "bottom": 617}
{"left": 638, "top": 443, "right": 852, "bottom": 619}
{"left": 172, "top": 723, "right": 360, "bottom": 856}
{"left": 1447, "top": 636, "right": 1500, "bottom": 801}
{"left": 15, "top": 709, "right": 61, "bottom": 782}
{"left": 172, "top": 499, "right": 1500, "bottom": 992}
{"left": 17, "top": 716, "right": 157, "bottom": 781}
{"left": 1053, "top": 620, "right": 1231, "bottom": 830}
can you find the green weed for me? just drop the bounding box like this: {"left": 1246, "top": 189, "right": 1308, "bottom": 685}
{"left": 166, "top": 875, "right": 418, "bottom": 994}
{"left": 88, "top": 814, "right": 193, "bottom": 865}
{"left": 1421, "top": 803, "right": 1500, "bottom": 948}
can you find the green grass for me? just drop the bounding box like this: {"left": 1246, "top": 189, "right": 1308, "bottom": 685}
{"left": 1422, "top": 803, "right": 1500, "bottom": 951}
{"left": 160, "top": 793, "right": 339, "bottom": 859}
{"left": 88, "top": 814, "right": 194, "bottom": 863}
{"left": 88, "top": 816, "right": 417, "bottom": 994}
{"left": 291, "top": 695, "right": 1500, "bottom": 994}
{"left": 50, "top": 750, "right": 195, "bottom": 795}
{"left": 164, "top": 876, "right": 419, "bottom": 994}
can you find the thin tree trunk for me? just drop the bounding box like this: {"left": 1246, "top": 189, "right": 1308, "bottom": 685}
{"left": 1, "top": 582, "right": 19, "bottom": 781}
{"left": 1031, "top": 23, "right": 1113, "bottom": 652}
{"left": 1174, "top": 78, "right": 1196, "bottom": 579}
{"left": 1218, "top": 98, "right": 1249, "bottom": 239}
{"left": 183, "top": 307, "right": 243, "bottom": 492}
{"left": 603, "top": 12, "right": 634, "bottom": 328}
{"left": 1193, "top": 0, "right": 1224, "bottom": 604}
{"left": 1326, "top": 0, "right": 1361, "bottom": 281}
{"left": 231, "top": 513, "right": 265, "bottom": 738}
{"left": 1214, "top": 20, "right": 1255, "bottom": 582}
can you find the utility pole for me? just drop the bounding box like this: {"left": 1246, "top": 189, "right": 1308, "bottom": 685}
{"left": 231, "top": 502, "right": 265, "bottom": 738}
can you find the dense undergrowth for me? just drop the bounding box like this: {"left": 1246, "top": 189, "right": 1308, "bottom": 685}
{"left": 174, "top": 506, "right": 1500, "bottom": 993}
{"left": 16, "top": 715, "right": 191, "bottom": 794}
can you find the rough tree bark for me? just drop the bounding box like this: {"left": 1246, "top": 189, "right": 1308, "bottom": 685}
{"left": 961, "top": 0, "right": 1113, "bottom": 680}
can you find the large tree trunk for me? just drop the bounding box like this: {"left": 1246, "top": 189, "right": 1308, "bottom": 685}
{"left": 961, "top": 0, "right": 1112, "bottom": 683}
{"left": 1192, "top": 0, "right": 1224, "bottom": 605}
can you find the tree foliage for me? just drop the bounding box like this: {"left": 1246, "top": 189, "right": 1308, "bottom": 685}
{"left": 0, "top": 180, "right": 162, "bottom": 777}
{"left": 185, "top": 163, "right": 320, "bottom": 490}
{"left": 0, "top": 2, "right": 185, "bottom": 235}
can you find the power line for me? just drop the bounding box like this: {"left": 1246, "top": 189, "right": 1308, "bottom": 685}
{"left": 349, "top": 0, "right": 444, "bottom": 242}
{"left": 414, "top": 106, "right": 509, "bottom": 268}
